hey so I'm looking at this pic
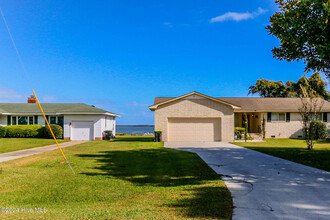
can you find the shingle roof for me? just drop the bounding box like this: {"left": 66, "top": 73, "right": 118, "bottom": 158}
{"left": 153, "top": 97, "right": 330, "bottom": 112}
{"left": 154, "top": 97, "right": 174, "bottom": 105}
{"left": 0, "top": 103, "right": 119, "bottom": 116}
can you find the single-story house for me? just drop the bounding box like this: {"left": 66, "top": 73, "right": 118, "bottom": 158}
{"left": 149, "top": 91, "right": 330, "bottom": 142}
{"left": 0, "top": 97, "right": 119, "bottom": 141}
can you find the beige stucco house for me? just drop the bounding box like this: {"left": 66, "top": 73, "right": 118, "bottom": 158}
{"left": 149, "top": 91, "right": 330, "bottom": 142}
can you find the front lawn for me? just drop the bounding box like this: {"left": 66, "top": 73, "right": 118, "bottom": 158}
{"left": 233, "top": 139, "right": 330, "bottom": 172}
{"left": 0, "top": 138, "right": 69, "bottom": 154}
{"left": 0, "top": 136, "right": 232, "bottom": 219}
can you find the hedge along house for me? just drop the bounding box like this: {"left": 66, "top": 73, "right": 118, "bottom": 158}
{"left": 149, "top": 91, "right": 330, "bottom": 142}
{"left": 0, "top": 97, "right": 119, "bottom": 141}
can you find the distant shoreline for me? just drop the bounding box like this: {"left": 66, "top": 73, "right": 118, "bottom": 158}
{"left": 117, "top": 125, "right": 154, "bottom": 127}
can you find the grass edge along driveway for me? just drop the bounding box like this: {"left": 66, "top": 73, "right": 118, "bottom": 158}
{"left": 233, "top": 138, "right": 330, "bottom": 172}
{"left": 0, "top": 136, "right": 233, "bottom": 219}
{"left": 0, "top": 138, "right": 69, "bottom": 154}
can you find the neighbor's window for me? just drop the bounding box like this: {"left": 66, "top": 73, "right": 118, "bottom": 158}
{"left": 12, "top": 117, "right": 17, "bottom": 125}
{"left": 29, "top": 116, "right": 34, "bottom": 125}
{"left": 18, "top": 116, "right": 28, "bottom": 125}
{"left": 57, "top": 116, "right": 64, "bottom": 127}
{"left": 271, "top": 113, "right": 286, "bottom": 121}
{"left": 50, "top": 116, "right": 57, "bottom": 124}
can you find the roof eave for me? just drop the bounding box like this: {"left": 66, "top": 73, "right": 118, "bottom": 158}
{"left": 105, "top": 112, "right": 121, "bottom": 117}
{"left": 1, "top": 112, "right": 121, "bottom": 116}
{"left": 234, "top": 109, "right": 330, "bottom": 112}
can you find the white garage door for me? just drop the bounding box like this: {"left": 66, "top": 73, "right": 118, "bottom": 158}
{"left": 168, "top": 118, "right": 221, "bottom": 142}
{"left": 71, "top": 121, "right": 94, "bottom": 141}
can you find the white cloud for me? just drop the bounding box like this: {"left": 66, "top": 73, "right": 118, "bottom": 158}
{"left": 0, "top": 87, "right": 58, "bottom": 103}
{"left": 163, "top": 22, "right": 173, "bottom": 28}
{"left": 210, "top": 8, "right": 267, "bottom": 23}
{"left": 125, "top": 101, "right": 149, "bottom": 107}
{"left": 0, "top": 87, "right": 26, "bottom": 102}
{"left": 41, "top": 95, "right": 57, "bottom": 102}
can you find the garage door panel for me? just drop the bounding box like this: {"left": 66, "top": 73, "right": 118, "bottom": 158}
{"left": 71, "top": 121, "right": 94, "bottom": 141}
{"left": 168, "top": 118, "right": 221, "bottom": 142}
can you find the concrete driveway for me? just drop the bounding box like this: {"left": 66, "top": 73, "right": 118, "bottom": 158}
{"left": 0, "top": 141, "right": 88, "bottom": 163}
{"left": 165, "top": 142, "right": 330, "bottom": 220}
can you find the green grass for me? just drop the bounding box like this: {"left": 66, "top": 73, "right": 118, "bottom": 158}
{"left": 233, "top": 138, "right": 330, "bottom": 172}
{"left": 0, "top": 138, "right": 69, "bottom": 153}
{"left": 0, "top": 136, "right": 232, "bottom": 219}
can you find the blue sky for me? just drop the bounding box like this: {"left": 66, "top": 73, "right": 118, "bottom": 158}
{"left": 0, "top": 0, "right": 309, "bottom": 124}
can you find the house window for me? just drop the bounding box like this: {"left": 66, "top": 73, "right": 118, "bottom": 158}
{"left": 271, "top": 113, "right": 286, "bottom": 121}
{"left": 57, "top": 117, "right": 64, "bottom": 127}
{"left": 50, "top": 116, "right": 57, "bottom": 124}
{"left": 18, "top": 116, "right": 28, "bottom": 125}
{"left": 46, "top": 116, "right": 64, "bottom": 127}
{"left": 29, "top": 116, "right": 34, "bottom": 125}
{"left": 309, "top": 113, "right": 322, "bottom": 121}
{"left": 7, "top": 116, "right": 11, "bottom": 125}
{"left": 10, "top": 116, "right": 36, "bottom": 125}
{"left": 12, "top": 117, "right": 17, "bottom": 125}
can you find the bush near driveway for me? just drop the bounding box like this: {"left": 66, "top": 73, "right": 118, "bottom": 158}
{"left": 0, "top": 126, "right": 6, "bottom": 138}
{"left": 4, "top": 124, "right": 63, "bottom": 139}
{"left": 5, "top": 125, "right": 45, "bottom": 138}
{"left": 310, "top": 120, "right": 328, "bottom": 140}
{"left": 44, "top": 124, "right": 63, "bottom": 139}
{"left": 234, "top": 127, "right": 245, "bottom": 139}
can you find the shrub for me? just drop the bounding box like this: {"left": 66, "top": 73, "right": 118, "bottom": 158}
{"left": 246, "top": 135, "right": 254, "bottom": 140}
{"left": 262, "top": 117, "right": 266, "bottom": 139}
{"left": 44, "top": 124, "right": 63, "bottom": 139}
{"left": 5, "top": 125, "right": 45, "bottom": 138}
{"left": 310, "top": 120, "right": 328, "bottom": 140}
{"left": 0, "top": 126, "right": 6, "bottom": 138}
{"left": 234, "top": 127, "right": 245, "bottom": 139}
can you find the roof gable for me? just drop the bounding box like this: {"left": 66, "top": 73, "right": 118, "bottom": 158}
{"left": 149, "top": 91, "right": 241, "bottom": 110}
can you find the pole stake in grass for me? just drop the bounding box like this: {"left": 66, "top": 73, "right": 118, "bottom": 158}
{"left": 32, "top": 89, "right": 75, "bottom": 175}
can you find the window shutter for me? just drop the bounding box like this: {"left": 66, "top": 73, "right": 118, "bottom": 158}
{"left": 286, "top": 112, "right": 290, "bottom": 122}
{"left": 45, "top": 116, "right": 49, "bottom": 125}
{"left": 323, "top": 112, "right": 328, "bottom": 122}
{"left": 267, "top": 112, "right": 271, "bottom": 122}
{"left": 34, "top": 116, "right": 38, "bottom": 125}
{"left": 7, "top": 116, "right": 11, "bottom": 125}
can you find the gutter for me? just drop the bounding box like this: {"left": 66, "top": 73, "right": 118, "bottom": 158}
{"left": 1, "top": 112, "right": 120, "bottom": 117}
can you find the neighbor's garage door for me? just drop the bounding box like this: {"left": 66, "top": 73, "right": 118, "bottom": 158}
{"left": 168, "top": 118, "right": 221, "bottom": 142}
{"left": 71, "top": 121, "right": 94, "bottom": 141}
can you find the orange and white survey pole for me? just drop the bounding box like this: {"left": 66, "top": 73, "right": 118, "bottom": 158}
{"left": 32, "top": 89, "right": 75, "bottom": 175}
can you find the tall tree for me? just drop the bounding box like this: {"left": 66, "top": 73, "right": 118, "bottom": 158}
{"left": 299, "top": 85, "right": 324, "bottom": 150}
{"left": 248, "top": 73, "right": 330, "bottom": 100}
{"left": 267, "top": 0, "right": 330, "bottom": 76}
{"left": 248, "top": 79, "right": 288, "bottom": 97}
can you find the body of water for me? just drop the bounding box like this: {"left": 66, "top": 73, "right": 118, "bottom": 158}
{"left": 116, "top": 125, "right": 155, "bottom": 135}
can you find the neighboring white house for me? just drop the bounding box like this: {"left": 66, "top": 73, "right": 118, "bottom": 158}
{"left": 0, "top": 97, "right": 119, "bottom": 141}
